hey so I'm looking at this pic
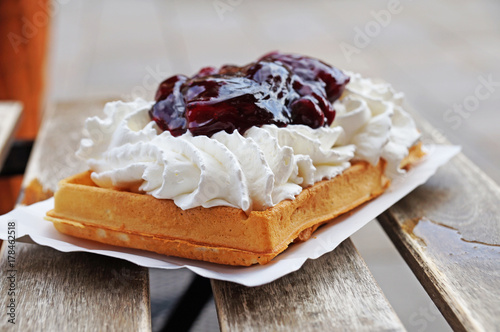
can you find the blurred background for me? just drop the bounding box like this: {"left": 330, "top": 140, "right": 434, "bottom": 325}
{"left": 1, "top": 0, "right": 499, "bottom": 331}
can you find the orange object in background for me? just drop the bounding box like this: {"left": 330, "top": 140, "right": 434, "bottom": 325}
{"left": 0, "top": 0, "right": 50, "bottom": 140}
{"left": 0, "top": 0, "right": 50, "bottom": 213}
{"left": 0, "top": 175, "right": 23, "bottom": 214}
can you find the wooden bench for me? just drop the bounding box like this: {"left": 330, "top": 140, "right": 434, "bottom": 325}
{"left": 0, "top": 99, "right": 498, "bottom": 330}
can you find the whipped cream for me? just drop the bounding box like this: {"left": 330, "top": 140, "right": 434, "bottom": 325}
{"left": 77, "top": 72, "right": 421, "bottom": 212}
{"left": 332, "top": 72, "right": 421, "bottom": 178}
{"left": 77, "top": 99, "right": 354, "bottom": 212}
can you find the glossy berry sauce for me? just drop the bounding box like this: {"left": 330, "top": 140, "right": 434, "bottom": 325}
{"left": 150, "top": 52, "right": 350, "bottom": 137}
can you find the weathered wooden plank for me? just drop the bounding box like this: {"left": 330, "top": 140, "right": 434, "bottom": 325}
{"left": 212, "top": 239, "right": 405, "bottom": 332}
{"left": 3, "top": 100, "right": 151, "bottom": 331}
{"left": 378, "top": 115, "right": 500, "bottom": 331}
{"left": 0, "top": 101, "right": 22, "bottom": 168}
{"left": 22, "top": 99, "right": 111, "bottom": 193}
{"left": 0, "top": 243, "right": 150, "bottom": 331}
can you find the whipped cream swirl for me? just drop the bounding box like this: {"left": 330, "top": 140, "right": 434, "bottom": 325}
{"left": 332, "top": 72, "right": 421, "bottom": 178}
{"left": 77, "top": 99, "right": 354, "bottom": 212}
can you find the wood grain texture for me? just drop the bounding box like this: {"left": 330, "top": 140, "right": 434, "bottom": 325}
{"left": 22, "top": 99, "right": 113, "bottom": 193}
{"left": 0, "top": 242, "right": 150, "bottom": 331}
{"left": 6, "top": 100, "right": 151, "bottom": 331}
{"left": 212, "top": 239, "right": 405, "bottom": 332}
{"left": 0, "top": 102, "right": 22, "bottom": 168}
{"left": 40, "top": 2, "right": 499, "bottom": 330}
{"left": 378, "top": 114, "right": 500, "bottom": 331}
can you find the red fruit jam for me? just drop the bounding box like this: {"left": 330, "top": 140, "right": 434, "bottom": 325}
{"left": 150, "top": 52, "right": 350, "bottom": 137}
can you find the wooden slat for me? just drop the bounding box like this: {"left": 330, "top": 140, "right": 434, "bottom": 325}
{"left": 0, "top": 243, "right": 150, "bottom": 330}
{"left": 21, "top": 99, "right": 113, "bottom": 193}
{"left": 378, "top": 115, "right": 500, "bottom": 331}
{"left": 0, "top": 101, "right": 22, "bottom": 168}
{"left": 212, "top": 239, "right": 405, "bottom": 332}
{"left": 0, "top": 99, "right": 151, "bottom": 331}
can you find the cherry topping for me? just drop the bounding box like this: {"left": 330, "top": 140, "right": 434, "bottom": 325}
{"left": 259, "top": 52, "right": 349, "bottom": 102}
{"left": 151, "top": 75, "right": 188, "bottom": 136}
{"left": 150, "top": 52, "right": 349, "bottom": 137}
{"left": 290, "top": 97, "right": 324, "bottom": 128}
{"left": 184, "top": 76, "right": 284, "bottom": 136}
{"left": 193, "top": 67, "right": 218, "bottom": 78}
